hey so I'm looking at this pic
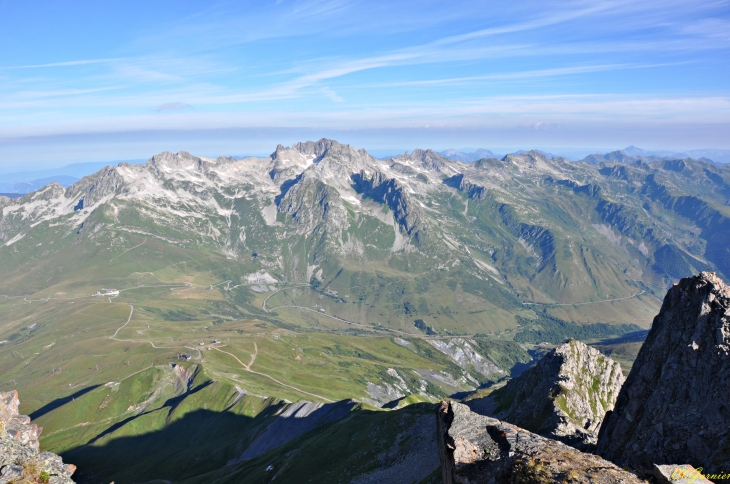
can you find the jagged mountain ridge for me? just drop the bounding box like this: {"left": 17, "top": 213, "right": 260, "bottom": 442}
{"left": 2, "top": 139, "right": 729, "bottom": 334}
{"left": 470, "top": 339, "right": 624, "bottom": 450}
{"left": 597, "top": 272, "right": 730, "bottom": 475}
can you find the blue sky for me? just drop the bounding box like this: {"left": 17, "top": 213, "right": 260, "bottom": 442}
{"left": 0, "top": 0, "right": 729, "bottom": 168}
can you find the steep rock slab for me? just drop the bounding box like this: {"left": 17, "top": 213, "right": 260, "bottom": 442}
{"left": 478, "top": 339, "right": 623, "bottom": 450}
{"left": 236, "top": 399, "right": 356, "bottom": 460}
{"left": 350, "top": 170, "right": 423, "bottom": 237}
{"left": 0, "top": 391, "right": 76, "bottom": 483}
{"left": 597, "top": 272, "right": 730, "bottom": 474}
{"left": 437, "top": 401, "right": 648, "bottom": 484}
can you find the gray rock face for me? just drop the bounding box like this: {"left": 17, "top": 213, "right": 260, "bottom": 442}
{"left": 475, "top": 339, "right": 623, "bottom": 450}
{"left": 443, "top": 174, "right": 488, "bottom": 200}
{"left": 597, "top": 272, "right": 730, "bottom": 475}
{"left": 437, "top": 401, "right": 648, "bottom": 484}
{"left": 277, "top": 177, "right": 349, "bottom": 233}
{"left": 390, "top": 149, "right": 451, "bottom": 173}
{"left": 350, "top": 170, "right": 423, "bottom": 237}
{"left": 0, "top": 391, "right": 76, "bottom": 484}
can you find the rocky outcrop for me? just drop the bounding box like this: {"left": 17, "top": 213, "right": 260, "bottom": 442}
{"left": 597, "top": 272, "right": 730, "bottom": 475}
{"left": 472, "top": 340, "right": 623, "bottom": 450}
{"left": 390, "top": 149, "right": 451, "bottom": 173}
{"left": 443, "top": 174, "right": 488, "bottom": 200}
{"left": 277, "top": 177, "right": 349, "bottom": 233}
{"left": 427, "top": 339, "right": 506, "bottom": 381}
{"left": 497, "top": 204, "right": 555, "bottom": 264}
{"left": 0, "top": 391, "right": 76, "bottom": 483}
{"left": 350, "top": 171, "right": 422, "bottom": 236}
{"left": 552, "top": 178, "right": 601, "bottom": 198}
{"left": 437, "top": 401, "right": 648, "bottom": 484}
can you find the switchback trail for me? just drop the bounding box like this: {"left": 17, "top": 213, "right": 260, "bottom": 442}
{"left": 108, "top": 304, "right": 333, "bottom": 402}
{"left": 109, "top": 304, "right": 202, "bottom": 357}
{"left": 213, "top": 345, "right": 334, "bottom": 403}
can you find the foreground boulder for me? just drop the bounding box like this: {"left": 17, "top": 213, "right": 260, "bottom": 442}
{"left": 469, "top": 339, "right": 623, "bottom": 450}
{"left": 597, "top": 272, "right": 730, "bottom": 475}
{"left": 437, "top": 401, "right": 648, "bottom": 484}
{"left": 0, "top": 391, "right": 76, "bottom": 484}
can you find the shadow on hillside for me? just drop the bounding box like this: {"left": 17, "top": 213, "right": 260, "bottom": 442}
{"left": 84, "top": 380, "right": 214, "bottom": 446}
{"left": 442, "top": 174, "right": 464, "bottom": 188}
{"left": 591, "top": 330, "right": 649, "bottom": 346}
{"left": 509, "top": 360, "right": 534, "bottom": 378}
{"left": 494, "top": 348, "right": 544, "bottom": 380}
{"left": 63, "top": 394, "right": 359, "bottom": 484}
{"left": 274, "top": 174, "right": 302, "bottom": 205}
{"left": 63, "top": 402, "right": 438, "bottom": 484}
{"left": 29, "top": 384, "right": 101, "bottom": 420}
{"left": 63, "top": 408, "right": 259, "bottom": 484}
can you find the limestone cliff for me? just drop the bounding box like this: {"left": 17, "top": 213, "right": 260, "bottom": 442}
{"left": 597, "top": 272, "right": 730, "bottom": 475}
{"left": 471, "top": 339, "right": 623, "bottom": 450}
{"left": 437, "top": 401, "right": 648, "bottom": 484}
{"left": 0, "top": 391, "right": 76, "bottom": 483}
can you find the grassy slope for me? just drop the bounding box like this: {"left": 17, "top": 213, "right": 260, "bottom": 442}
{"left": 182, "top": 403, "right": 440, "bottom": 484}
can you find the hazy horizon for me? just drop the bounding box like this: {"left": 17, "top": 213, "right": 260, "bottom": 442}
{"left": 1, "top": 0, "right": 729, "bottom": 168}
{"left": 1, "top": 128, "right": 729, "bottom": 172}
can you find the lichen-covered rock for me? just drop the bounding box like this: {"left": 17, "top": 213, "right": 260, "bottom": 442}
{"left": 437, "top": 401, "right": 648, "bottom": 484}
{"left": 0, "top": 391, "right": 76, "bottom": 484}
{"left": 470, "top": 339, "right": 623, "bottom": 450}
{"left": 597, "top": 272, "right": 730, "bottom": 475}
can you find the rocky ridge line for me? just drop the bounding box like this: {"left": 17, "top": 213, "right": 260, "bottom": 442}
{"left": 597, "top": 272, "right": 730, "bottom": 475}
{"left": 471, "top": 339, "right": 623, "bottom": 450}
{"left": 437, "top": 400, "right": 648, "bottom": 484}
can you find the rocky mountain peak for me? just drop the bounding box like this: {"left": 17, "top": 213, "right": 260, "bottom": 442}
{"left": 473, "top": 339, "right": 623, "bottom": 450}
{"left": 500, "top": 150, "right": 561, "bottom": 174}
{"left": 272, "top": 138, "right": 354, "bottom": 163}
{"left": 271, "top": 139, "right": 378, "bottom": 180}
{"left": 291, "top": 138, "right": 338, "bottom": 159}
{"left": 597, "top": 272, "right": 730, "bottom": 475}
{"left": 0, "top": 391, "right": 76, "bottom": 483}
{"left": 148, "top": 151, "right": 203, "bottom": 171}
{"left": 390, "top": 148, "right": 452, "bottom": 172}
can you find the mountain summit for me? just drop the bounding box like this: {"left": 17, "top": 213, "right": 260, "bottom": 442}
{"left": 597, "top": 272, "right": 730, "bottom": 475}
{"left": 473, "top": 339, "right": 623, "bottom": 450}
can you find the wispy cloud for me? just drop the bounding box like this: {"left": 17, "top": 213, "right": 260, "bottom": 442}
{"left": 320, "top": 87, "right": 344, "bottom": 103}
{"left": 154, "top": 102, "right": 193, "bottom": 113}
{"left": 2, "top": 58, "right": 121, "bottom": 69}
{"left": 349, "top": 62, "right": 692, "bottom": 88}
{"left": 0, "top": 0, "right": 728, "bottom": 152}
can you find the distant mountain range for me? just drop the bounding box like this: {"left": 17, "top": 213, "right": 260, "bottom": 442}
{"left": 438, "top": 148, "right": 501, "bottom": 162}
{"left": 0, "top": 175, "right": 81, "bottom": 195}
{"left": 2, "top": 147, "right": 729, "bottom": 195}
{"left": 0, "top": 160, "right": 145, "bottom": 194}
{"left": 440, "top": 146, "right": 730, "bottom": 164}
{"left": 622, "top": 145, "right": 730, "bottom": 163}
